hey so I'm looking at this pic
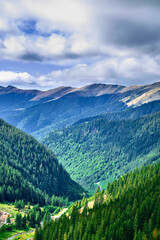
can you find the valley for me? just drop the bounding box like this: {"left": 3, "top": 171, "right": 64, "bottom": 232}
{"left": 0, "top": 82, "right": 160, "bottom": 240}
{"left": 1, "top": 0, "right": 160, "bottom": 238}
{"left": 43, "top": 112, "right": 160, "bottom": 192}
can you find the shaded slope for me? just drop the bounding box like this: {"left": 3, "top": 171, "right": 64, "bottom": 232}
{"left": 0, "top": 119, "right": 84, "bottom": 203}
{"left": 11, "top": 93, "right": 126, "bottom": 139}
{"left": 43, "top": 113, "right": 160, "bottom": 192}
{"left": 74, "top": 99, "right": 160, "bottom": 125}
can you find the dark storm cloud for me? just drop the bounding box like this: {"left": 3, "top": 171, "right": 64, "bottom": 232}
{"left": 94, "top": 0, "right": 160, "bottom": 8}
{"left": 64, "top": 51, "right": 105, "bottom": 60}
{"left": 103, "top": 18, "right": 160, "bottom": 47}
{"left": 91, "top": 0, "right": 160, "bottom": 53}
{"left": 20, "top": 53, "right": 44, "bottom": 62}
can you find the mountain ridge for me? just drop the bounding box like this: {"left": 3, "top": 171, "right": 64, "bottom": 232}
{"left": 1, "top": 81, "right": 160, "bottom": 105}
{"left": 0, "top": 81, "right": 160, "bottom": 139}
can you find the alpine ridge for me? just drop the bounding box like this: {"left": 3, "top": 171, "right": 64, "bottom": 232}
{"left": 0, "top": 82, "right": 160, "bottom": 139}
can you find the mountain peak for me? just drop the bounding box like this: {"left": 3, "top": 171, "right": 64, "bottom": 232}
{"left": 6, "top": 85, "right": 17, "bottom": 90}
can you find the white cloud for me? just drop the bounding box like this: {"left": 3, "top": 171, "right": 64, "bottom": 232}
{"left": 0, "top": 71, "right": 33, "bottom": 85}
{"left": 0, "top": 54, "right": 160, "bottom": 89}
{"left": 0, "top": 34, "right": 66, "bottom": 61}
{"left": 0, "top": 0, "right": 160, "bottom": 87}
{"left": 37, "top": 56, "right": 160, "bottom": 88}
{"left": 0, "top": 0, "right": 89, "bottom": 33}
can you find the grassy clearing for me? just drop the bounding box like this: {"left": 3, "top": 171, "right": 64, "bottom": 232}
{"left": 11, "top": 230, "right": 35, "bottom": 240}
{"left": 0, "top": 203, "right": 19, "bottom": 217}
{"left": 0, "top": 229, "right": 24, "bottom": 240}
{"left": 0, "top": 226, "right": 34, "bottom": 240}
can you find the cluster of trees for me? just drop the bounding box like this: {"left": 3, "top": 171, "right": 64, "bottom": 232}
{"left": 1, "top": 204, "right": 52, "bottom": 233}
{"left": 0, "top": 118, "right": 84, "bottom": 204}
{"left": 1, "top": 203, "right": 62, "bottom": 237}
{"left": 43, "top": 112, "right": 160, "bottom": 192}
{"left": 0, "top": 162, "right": 71, "bottom": 206}
{"left": 14, "top": 199, "right": 25, "bottom": 209}
{"left": 0, "top": 162, "right": 46, "bottom": 204}
{"left": 34, "top": 163, "right": 160, "bottom": 240}
{"left": 15, "top": 204, "right": 44, "bottom": 229}
{"left": 15, "top": 213, "right": 27, "bottom": 228}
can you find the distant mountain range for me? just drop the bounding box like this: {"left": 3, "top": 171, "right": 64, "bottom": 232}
{"left": 0, "top": 82, "right": 160, "bottom": 139}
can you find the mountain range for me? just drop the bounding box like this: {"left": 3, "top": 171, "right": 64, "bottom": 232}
{"left": 0, "top": 82, "right": 160, "bottom": 139}
{"left": 0, "top": 82, "right": 160, "bottom": 193}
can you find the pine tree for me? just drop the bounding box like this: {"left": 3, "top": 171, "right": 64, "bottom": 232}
{"left": 15, "top": 213, "right": 22, "bottom": 228}
{"left": 22, "top": 215, "right": 27, "bottom": 229}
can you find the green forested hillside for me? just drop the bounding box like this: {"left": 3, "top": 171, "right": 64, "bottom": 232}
{"left": 8, "top": 93, "right": 126, "bottom": 140}
{"left": 0, "top": 119, "right": 84, "bottom": 204}
{"left": 35, "top": 163, "right": 160, "bottom": 240}
{"left": 43, "top": 113, "right": 160, "bottom": 192}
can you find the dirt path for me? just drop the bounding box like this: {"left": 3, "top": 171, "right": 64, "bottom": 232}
{"left": 6, "top": 230, "right": 35, "bottom": 240}
{"left": 51, "top": 208, "right": 68, "bottom": 221}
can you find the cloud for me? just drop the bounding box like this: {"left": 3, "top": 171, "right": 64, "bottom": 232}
{"left": 1, "top": 34, "right": 65, "bottom": 61}
{"left": 20, "top": 53, "right": 44, "bottom": 62}
{"left": 0, "top": 0, "right": 89, "bottom": 33}
{"left": 1, "top": 0, "right": 160, "bottom": 60}
{"left": 41, "top": 56, "right": 160, "bottom": 87}
{"left": 0, "top": 0, "right": 160, "bottom": 87}
{"left": 0, "top": 71, "right": 34, "bottom": 87}
{"left": 1, "top": 32, "right": 101, "bottom": 65}
{"left": 1, "top": 54, "right": 160, "bottom": 89}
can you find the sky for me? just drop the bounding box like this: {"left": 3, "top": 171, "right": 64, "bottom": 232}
{"left": 0, "top": 0, "right": 160, "bottom": 89}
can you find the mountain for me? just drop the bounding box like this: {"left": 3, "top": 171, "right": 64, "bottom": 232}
{"left": 74, "top": 99, "right": 160, "bottom": 125}
{"left": 42, "top": 112, "right": 160, "bottom": 192}
{"left": 0, "top": 82, "right": 160, "bottom": 139}
{"left": 0, "top": 85, "right": 41, "bottom": 110}
{"left": 35, "top": 162, "right": 160, "bottom": 240}
{"left": 0, "top": 118, "right": 84, "bottom": 204}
